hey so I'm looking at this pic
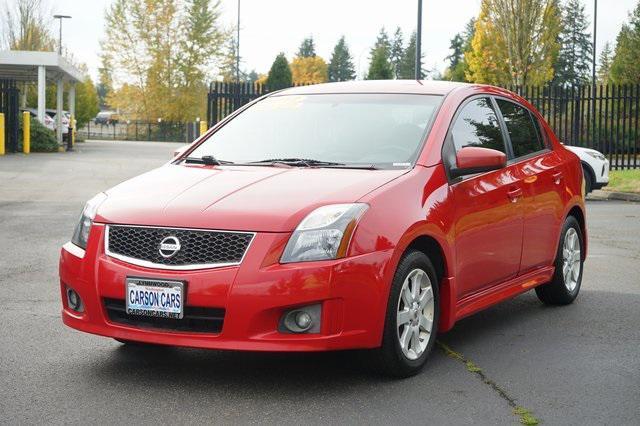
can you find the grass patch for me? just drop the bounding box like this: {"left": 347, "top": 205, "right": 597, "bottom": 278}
{"left": 437, "top": 341, "right": 541, "bottom": 425}
{"left": 514, "top": 407, "right": 540, "bottom": 425}
{"left": 604, "top": 169, "right": 640, "bottom": 193}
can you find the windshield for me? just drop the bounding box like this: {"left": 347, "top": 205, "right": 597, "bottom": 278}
{"left": 188, "top": 94, "right": 442, "bottom": 168}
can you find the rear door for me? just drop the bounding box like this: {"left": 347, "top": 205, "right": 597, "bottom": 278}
{"left": 494, "top": 99, "right": 565, "bottom": 273}
{"left": 447, "top": 97, "right": 525, "bottom": 299}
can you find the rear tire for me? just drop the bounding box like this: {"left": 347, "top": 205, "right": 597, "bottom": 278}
{"left": 535, "top": 216, "right": 583, "bottom": 305}
{"left": 374, "top": 250, "right": 440, "bottom": 378}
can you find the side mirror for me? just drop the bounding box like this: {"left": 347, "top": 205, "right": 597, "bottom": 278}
{"left": 450, "top": 146, "right": 507, "bottom": 178}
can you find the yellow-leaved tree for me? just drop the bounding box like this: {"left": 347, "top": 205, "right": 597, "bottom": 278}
{"left": 101, "top": 0, "right": 225, "bottom": 122}
{"left": 290, "top": 56, "right": 328, "bottom": 85}
{"left": 467, "top": 0, "right": 560, "bottom": 86}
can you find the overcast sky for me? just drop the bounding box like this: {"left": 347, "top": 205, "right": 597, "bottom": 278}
{"left": 7, "top": 0, "right": 638, "bottom": 81}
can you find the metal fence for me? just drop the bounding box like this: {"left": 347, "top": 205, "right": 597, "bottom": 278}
{"left": 206, "top": 82, "right": 269, "bottom": 126}
{"left": 79, "top": 120, "right": 203, "bottom": 143}
{"left": 508, "top": 84, "right": 639, "bottom": 170}
{"left": 207, "top": 82, "right": 640, "bottom": 170}
{"left": 0, "top": 79, "right": 19, "bottom": 152}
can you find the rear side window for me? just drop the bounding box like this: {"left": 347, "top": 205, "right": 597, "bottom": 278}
{"left": 496, "top": 99, "right": 545, "bottom": 158}
{"left": 451, "top": 97, "right": 506, "bottom": 154}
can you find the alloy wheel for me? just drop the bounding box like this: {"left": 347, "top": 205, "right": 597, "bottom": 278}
{"left": 396, "top": 268, "right": 435, "bottom": 360}
{"left": 562, "top": 228, "right": 581, "bottom": 292}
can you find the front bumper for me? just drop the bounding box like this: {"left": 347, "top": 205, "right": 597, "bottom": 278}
{"left": 60, "top": 224, "right": 393, "bottom": 351}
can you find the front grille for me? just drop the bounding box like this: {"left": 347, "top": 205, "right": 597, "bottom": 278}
{"left": 106, "top": 225, "right": 254, "bottom": 269}
{"left": 104, "top": 298, "right": 224, "bottom": 334}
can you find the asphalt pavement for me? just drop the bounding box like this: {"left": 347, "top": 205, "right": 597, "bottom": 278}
{"left": 0, "top": 140, "right": 638, "bottom": 425}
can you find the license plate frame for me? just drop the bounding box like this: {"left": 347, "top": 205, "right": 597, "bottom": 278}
{"left": 125, "top": 277, "right": 185, "bottom": 319}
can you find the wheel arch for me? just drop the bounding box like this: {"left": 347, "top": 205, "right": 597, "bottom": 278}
{"left": 567, "top": 204, "right": 587, "bottom": 260}
{"left": 398, "top": 233, "right": 457, "bottom": 333}
{"left": 581, "top": 161, "right": 595, "bottom": 190}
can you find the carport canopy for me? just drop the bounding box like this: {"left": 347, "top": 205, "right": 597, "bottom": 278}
{"left": 0, "top": 50, "right": 84, "bottom": 142}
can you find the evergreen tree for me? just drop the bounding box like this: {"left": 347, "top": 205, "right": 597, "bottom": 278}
{"left": 463, "top": 18, "right": 476, "bottom": 51}
{"left": 444, "top": 34, "right": 465, "bottom": 80}
{"left": 597, "top": 42, "right": 614, "bottom": 84}
{"left": 443, "top": 19, "right": 476, "bottom": 82}
{"left": 397, "top": 32, "right": 424, "bottom": 79}
{"left": 370, "top": 27, "right": 391, "bottom": 57}
{"left": 553, "top": 0, "right": 593, "bottom": 86}
{"left": 367, "top": 47, "right": 394, "bottom": 80}
{"left": 367, "top": 27, "right": 393, "bottom": 80}
{"left": 97, "top": 55, "right": 113, "bottom": 108}
{"left": 266, "top": 53, "right": 293, "bottom": 90}
{"left": 390, "top": 27, "right": 404, "bottom": 78}
{"left": 610, "top": 2, "right": 640, "bottom": 84}
{"left": 297, "top": 37, "right": 316, "bottom": 58}
{"left": 328, "top": 36, "right": 356, "bottom": 82}
{"left": 247, "top": 70, "right": 259, "bottom": 83}
{"left": 219, "top": 34, "right": 240, "bottom": 82}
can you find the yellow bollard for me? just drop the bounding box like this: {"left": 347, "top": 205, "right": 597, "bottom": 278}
{"left": 23, "top": 111, "right": 30, "bottom": 154}
{"left": 0, "top": 113, "right": 4, "bottom": 155}
{"left": 199, "top": 120, "right": 207, "bottom": 137}
{"left": 71, "top": 115, "right": 76, "bottom": 146}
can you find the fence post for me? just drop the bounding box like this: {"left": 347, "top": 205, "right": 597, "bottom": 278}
{"left": 23, "top": 111, "right": 30, "bottom": 154}
{"left": 0, "top": 113, "right": 4, "bottom": 155}
{"left": 199, "top": 120, "right": 207, "bottom": 136}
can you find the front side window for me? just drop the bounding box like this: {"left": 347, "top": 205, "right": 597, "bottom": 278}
{"left": 496, "top": 99, "right": 545, "bottom": 158}
{"left": 451, "top": 97, "right": 506, "bottom": 154}
{"left": 189, "top": 94, "right": 443, "bottom": 168}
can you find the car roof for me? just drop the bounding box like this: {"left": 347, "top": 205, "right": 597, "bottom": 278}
{"left": 273, "top": 80, "right": 471, "bottom": 96}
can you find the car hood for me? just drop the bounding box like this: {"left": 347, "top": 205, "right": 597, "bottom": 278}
{"left": 97, "top": 164, "right": 407, "bottom": 232}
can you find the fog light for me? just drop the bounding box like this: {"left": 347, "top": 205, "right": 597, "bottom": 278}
{"left": 279, "top": 304, "right": 321, "bottom": 334}
{"left": 66, "top": 287, "right": 84, "bottom": 312}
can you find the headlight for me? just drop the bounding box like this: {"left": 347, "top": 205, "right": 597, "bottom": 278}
{"left": 586, "top": 150, "right": 606, "bottom": 161}
{"left": 71, "top": 192, "right": 108, "bottom": 249}
{"left": 281, "top": 203, "right": 369, "bottom": 263}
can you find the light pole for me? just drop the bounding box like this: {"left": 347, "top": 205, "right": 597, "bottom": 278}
{"left": 236, "top": 0, "right": 240, "bottom": 83}
{"left": 415, "top": 0, "right": 422, "bottom": 80}
{"left": 53, "top": 15, "right": 72, "bottom": 56}
{"left": 592, "top": 0, "right": 597, "bottom": 86}
{"left": 592, "top": 0, "right": 598, "bottom": 149}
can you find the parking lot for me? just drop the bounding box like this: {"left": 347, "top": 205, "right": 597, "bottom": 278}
{"left": 1, "top": 140, "right": 638, "bottom": 425}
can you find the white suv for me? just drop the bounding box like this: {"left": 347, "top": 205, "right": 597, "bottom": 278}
{"left": 565, "top": 146, "right": 610, "bottom": 193}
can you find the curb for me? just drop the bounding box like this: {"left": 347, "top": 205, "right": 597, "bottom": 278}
{"left": 588, "top": 190, "right": 640, "bottom": 202}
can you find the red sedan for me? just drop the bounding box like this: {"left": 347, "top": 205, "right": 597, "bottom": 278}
{"left": 60, "top": 81, "right": 586, "bottom": 377}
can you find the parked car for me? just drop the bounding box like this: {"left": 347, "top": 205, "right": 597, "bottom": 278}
{"left": 60, "top": 81, "right": 586, "bottom": 377}
{"left": 20, "top": 107, "right": 55, "bottom": 131}
{"left": 564, "top": 146, "right": 609, "bottom": 193}
{"left": 45, "top": 109, "right": 70, "bottom": 135}
{"left": 95, "top": 111, "right": 119, "bottom": 125}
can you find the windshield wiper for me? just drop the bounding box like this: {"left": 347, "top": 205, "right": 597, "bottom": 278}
{"left": 185, "top": 155, "right": 234, "bottom": 166}
{"left": 248, "top": 158, "right": 345, "bottom": 167}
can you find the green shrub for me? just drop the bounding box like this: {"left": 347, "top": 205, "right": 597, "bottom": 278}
{"left": 18, "top": 115, "right": 59, "bottom": 153}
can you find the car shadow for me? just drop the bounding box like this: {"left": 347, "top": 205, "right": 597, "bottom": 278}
{"left": 83, "top": 288, "right": 638, "bottom": 393}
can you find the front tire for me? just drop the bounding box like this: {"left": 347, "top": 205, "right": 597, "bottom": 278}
{"left": 375, "top": 250, "right": 440, "bottom": 378}
{"left": 582, "top": 164, "right": 594, "bottom": 194}
{"left": 535, "top": 216, "right": 584, "bottom": 305}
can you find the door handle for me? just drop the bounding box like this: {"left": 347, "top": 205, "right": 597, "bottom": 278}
{"left": 507, "top": 187, "right": 523, "bottom": 203}
{"left": 552, "top": 171, "right": 563, "bottom": 184}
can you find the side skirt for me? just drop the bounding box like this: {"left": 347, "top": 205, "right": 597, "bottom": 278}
{"left": 454, "top": 266, "right": 555, "bottom": 322}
